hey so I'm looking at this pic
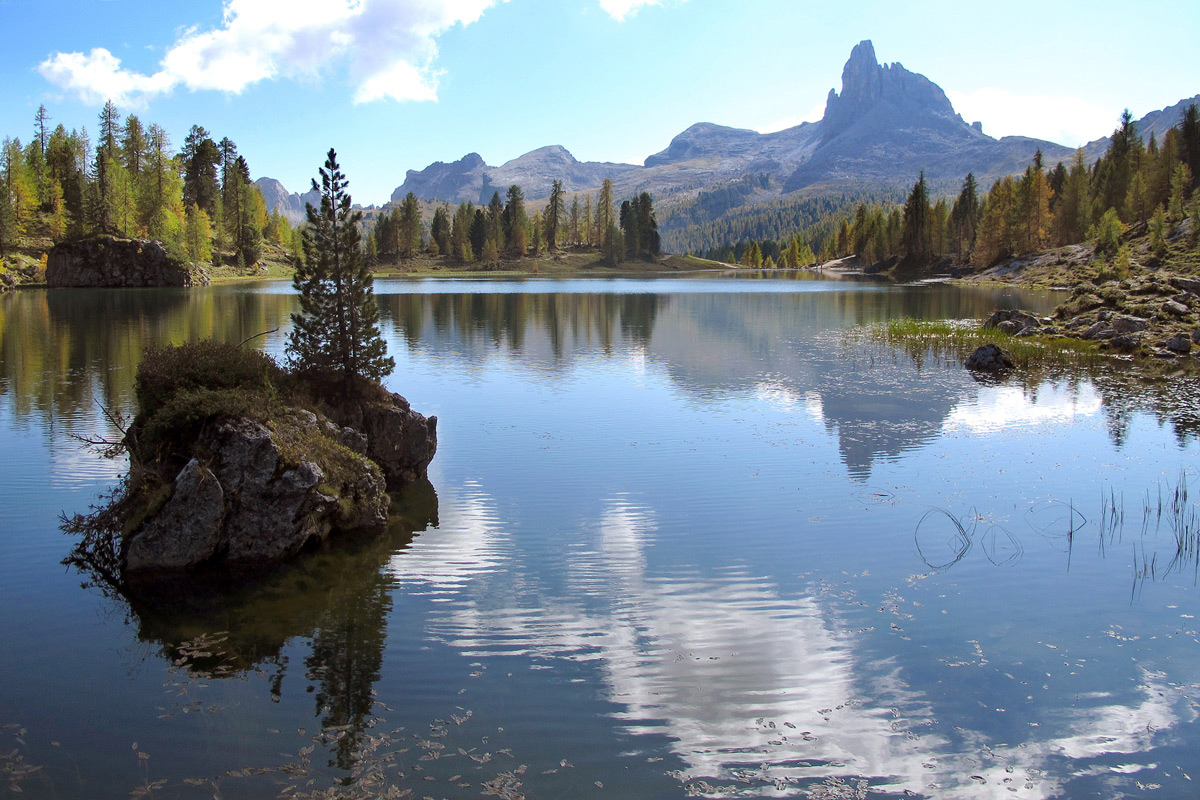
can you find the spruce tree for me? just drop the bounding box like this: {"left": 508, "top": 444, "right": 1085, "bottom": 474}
{"left": 399, "top": 192, "right": 422, "bottom": 258}
{"left": 900, "top": 172, "right": 931, "bottom": 263}
{"left": 287, "top": 148, "right": 393, "bottom": 386}
{"left": 545, "top": 179, "right": 565, "bottom": 252}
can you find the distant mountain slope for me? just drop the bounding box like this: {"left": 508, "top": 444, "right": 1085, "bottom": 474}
{"left": 1081, "top": 93, "right": 1200, "bottom": 161}
{"left": 388, "top": 146, "right": 639, "bottom": 205}
{"left": 780, "top": 40, "right": 1073, "bottom": 194}
{"left": 388, "top": 152, "right": 488, "bottom": 205}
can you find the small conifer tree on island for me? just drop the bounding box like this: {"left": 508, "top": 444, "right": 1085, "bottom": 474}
{"left": 288, "top": 148, "right": 394, "bottom": 386}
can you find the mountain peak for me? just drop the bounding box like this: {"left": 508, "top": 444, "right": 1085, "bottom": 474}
{"left": 821, "top": 40, "right": 957, "bottom": 136}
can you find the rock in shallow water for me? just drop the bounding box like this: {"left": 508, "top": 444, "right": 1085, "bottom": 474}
{"left": 964, "top": 343, "right": 1015, "bottom": 373}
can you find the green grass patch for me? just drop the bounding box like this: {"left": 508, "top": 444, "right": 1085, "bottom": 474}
{"left": 866, "top": 318, "right": 1109, "bottom": 369}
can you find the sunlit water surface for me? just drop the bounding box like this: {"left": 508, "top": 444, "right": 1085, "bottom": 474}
{"left": 2, "top": 274, "right": 1198, "bottom": 799}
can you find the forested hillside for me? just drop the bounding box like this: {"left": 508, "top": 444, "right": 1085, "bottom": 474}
{"left": 0, "top": 102, "right": 300, "bottom": 279}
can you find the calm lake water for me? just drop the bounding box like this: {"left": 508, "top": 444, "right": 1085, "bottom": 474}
{"left": 2, "top": 273, "right": 1199, "bottom": 799}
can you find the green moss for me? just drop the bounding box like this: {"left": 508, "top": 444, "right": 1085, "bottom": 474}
{"left": 1056, "top": 293, "right": 1104, "bottom": 319}
{"left": 268, "top": 409, "right": 383, "bottom": 525}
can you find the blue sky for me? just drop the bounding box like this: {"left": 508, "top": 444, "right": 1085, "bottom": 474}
{"left": 2, "top": 0, "right": 1198, "bottom": 205}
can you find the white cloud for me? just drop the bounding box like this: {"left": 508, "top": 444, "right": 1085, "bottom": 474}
{"left": 946, "top": 87, "right": 1116, "bottom": 148}
{"left": 598, "top": 0, "right": 683, "bottom": 22}
{"left": 38, "top": 48, "right": 178, "bottom": 107}
{"left": 39, "top": 0, "right": 501, "bottom": 106}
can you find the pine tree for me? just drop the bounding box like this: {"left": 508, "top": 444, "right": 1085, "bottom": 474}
{"left": 184, "top": 203, "right": 213, "bottom": 263}
{"left": 288, "top": 149, "right": 393, "bottom": 385}
{"left": 430, "top": 204, "right": 451, "bottom": 255}
{"left": 181, "top": 125, "right": 220, "bottom": 220}
{"left": 486, "top": 191, "right": 506, "bottom": 253}
{"left": 1148, "top": 206, "right": 1168, "bottom": 260}
{"left": 596, "top": 179, "right": 615, "bottom": 249}
{"left": 568, "top": 196, "right": 580, "bottom": 246}
{"left": 1053, "top": 150, "right": 1092, "bottom": 245}
{"left": 950, "top": 173, "right": 979, "bottom": 261}
{"left": 1168, "top": 163, "right": 1194, "bottom": 222}
{"left": 92, "top": 100, "right": 122, "bottom": 233}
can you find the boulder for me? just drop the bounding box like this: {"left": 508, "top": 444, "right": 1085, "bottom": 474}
{"left": 1111, "top": 334, "right": 1143, "bottom": 352}
{"left": 1170, "top": 277, "right": 1200, "bottom": 294}
{"left": 1111, "top": 314, "right": 1149, "bottom": 334}
{"left": 1163, "top": 299, "right": 1190, "bottom": 318}
{"left": 965, "top": 343, "right": 1015, "bottom": 374}
{"left": 47, "top": 236, "right": 209, "bottom": 288}
{"left": 122, "top": 412, "right": 389, "bottom": 573}
{"left": 1164, "top": 334, "right": 1193, "bottom": 355}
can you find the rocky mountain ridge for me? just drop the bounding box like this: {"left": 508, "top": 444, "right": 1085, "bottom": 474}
{"left": 257, "top": 41, "right": 1197, "bottom": 241}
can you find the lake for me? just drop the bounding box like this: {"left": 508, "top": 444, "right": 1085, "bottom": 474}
{"left": 2, "top": 273, "right": 1198, "bottom": 799}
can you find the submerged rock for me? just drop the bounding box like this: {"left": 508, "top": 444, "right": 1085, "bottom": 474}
{"left": 964, "top": 343, "right": 1015, "bottom": 374}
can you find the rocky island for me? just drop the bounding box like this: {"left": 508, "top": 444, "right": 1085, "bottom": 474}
{"left": 64, "top": 339, "right": 436, "bottom": 591}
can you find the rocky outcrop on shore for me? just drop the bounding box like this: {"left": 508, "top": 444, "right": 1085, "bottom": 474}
{"left": 983, "top": 275, "right": 1199, "bottom": 361}
{"left": 47, "top": 236, "right": 210, "bottom": 288}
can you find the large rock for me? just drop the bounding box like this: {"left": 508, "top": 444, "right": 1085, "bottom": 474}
{"left": 47, "top": 236, "right": 209, "bottom": 288}
{"left": 122, "top": 412, "right": 389, "bottom": 572}
{"left": 323, "top": 391, "right": 438, "bottom": 490}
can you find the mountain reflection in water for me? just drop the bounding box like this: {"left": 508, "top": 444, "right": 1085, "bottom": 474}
{"left": 3, "top": 278, "right": 1198, "bottom": 799}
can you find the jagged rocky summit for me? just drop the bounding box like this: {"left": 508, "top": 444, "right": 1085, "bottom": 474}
{"left": 47, "top": 236, "right": 210, "bottom": 288}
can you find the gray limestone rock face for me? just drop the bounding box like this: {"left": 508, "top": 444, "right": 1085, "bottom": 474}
{"left": 125, "top": 460, "right": 225, "bottom": 570}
